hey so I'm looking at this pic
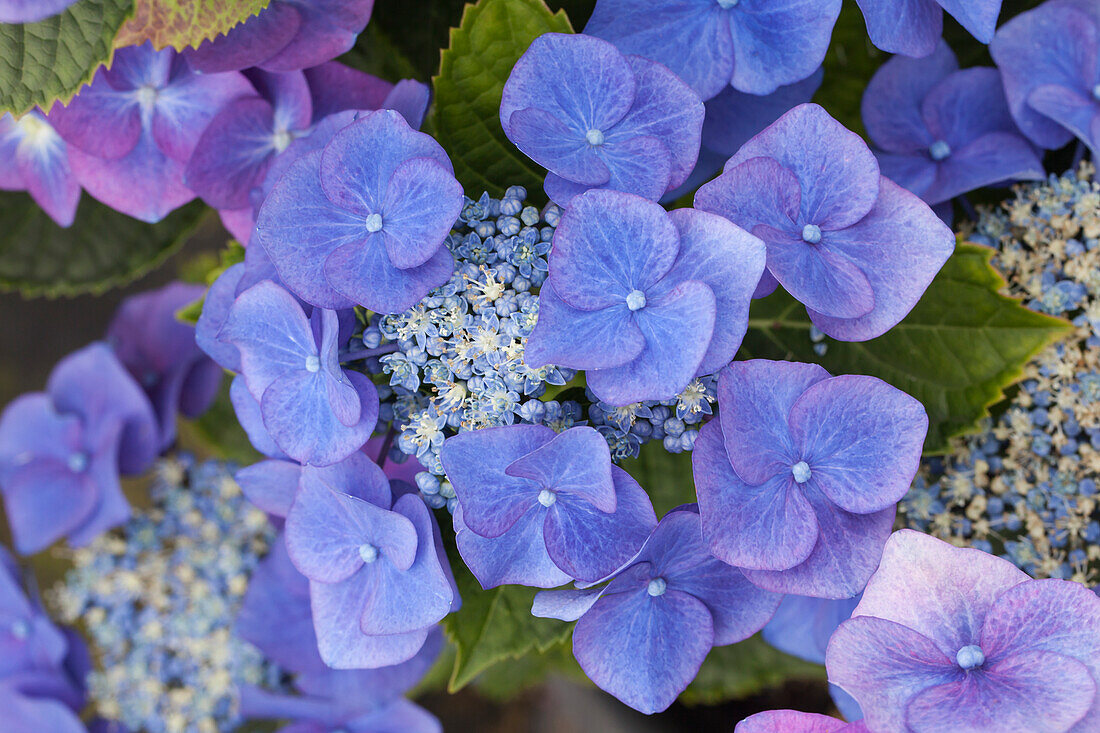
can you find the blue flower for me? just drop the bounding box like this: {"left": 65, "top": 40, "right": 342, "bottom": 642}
{"left": 284, "top": 452, "right": 459, "bottom": 669}
{"left": 107, "top": 282, "right": 222, "bottom": 451}
{"left": 692, "top": 360, "right": 927, "bottom": 599}
{"left": 219, "top": 281, "right": 378, "bottom": 466}
{"left": 828, "top": 530, "right": 1100, "bottom": 733}
{"left": 237, "top": 534, "right": 443, "bottom": 733}
{"left": 0, "top": 111, "right": 80, "bottom": 227}
{"left": 584, "top": 0, "right": 840, "bottom": 100}
{"left": 991, "top": 1, "right": 1100, "bottom": 156}
{"left": 855, "top": 0, "right": 1002, "bottom": 57}
{"left": 48, "top": 43, "right": 252, "bottom": 222}
{"left": 500, "top": 33, "right": 704, "bottom": 206}
{"left": 735, "top": 710, "right": 865, "bottom": 732}
{"left": 0, "top": 0, "right": 76, "bottom": 22}
{"left": 695, "top": 103, "right": 955, "bottom": 341}
{"left": 665, "top": 69, "right": 824, "bottom": 203}
{"left": 532, "top": 506, "right": 781, "bottom": 714}
{"left": 0, "top": 549, "right": 87, "bottom": 733}
{"left": 185, "top": 0, "right": 374, "bottom": 73}
{"left": 440, "top": 425, "right": 657, "bottom": 587}
{"left": 863, "top": 42, "right": 1044, "bottom": 206}
{"left": 254, "top": 109, "right": 463, "bottom": 313}
{"left": 0, "top": 345, "right": 159, "bottom": 554}
{"left": 524, "top": 189, "right": 764, "bottom": 405}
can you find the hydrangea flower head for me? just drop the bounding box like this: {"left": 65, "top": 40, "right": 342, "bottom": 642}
{"left": 0, "top": 344, "right": 158, "bottom": 554}
{"left": 863, "top": 42, "right": 1044, "bottom": 206}
{"left": 584, "top": 0, "right": 840, "bottom": 100}
{"left": 284, "top": 452, "right": 459, "bottom": 668}
{"left": 255, "top": 109, "right": 464, "bottom": 313}
{"left": 695, "top": 103, "right": 955, "bottom": 341}
{"left": 0, "top": 111, "right": 80, "bottom": 227}
{"left": 692, "top": 360, "right": 928, "bottom": 598}
{"left": 220, "top": 281, "right": 378, "bottom": 466}
{"left": 990, "top": 0, "right": 1100, "bottom": 155}
{"left": 440, "top": 425, "right": 657, "bottom": 587}
{"left": 500, "top": 32, "right": 703, "bottom": 206}
{"left": 524, "top": 189, "right": 765, "bottom": 405}
{"left": 736, "top": 710, "right": 868, "bottom": 732}
{"left": 0, "top": 0, "right": 76, "bottom": 23}
{"left": 855, "top": 0, "right": 1003, "bottom": 57}
{"left": 827, "top": 530, "right": 1100, "bottom": 733}
{"left": 533, "top": 506, "right": 781, "bottom": 714}
{"left": 186, "top": 69, "right": 314, "bottom": 210}
{"left": 48, "top": 43, "right": 251, "bottom": 222}
{"left": 186, "top": 0, "right": 374, "bottom": 73}
{"left": 107, "top": 282, "right": 222, "bottom": 450}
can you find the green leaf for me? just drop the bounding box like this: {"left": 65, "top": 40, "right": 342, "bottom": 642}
{"left": 472, "top": 638, "right": 586, "bottom": 700}
{"left": 680, "top": 635, "right": 825, "bottom": 706}
{"left": 114, "top": 0, "right": 271, "bottom": 50}
{"left": 431, "top": 0, "right": 572, "bottom": 200}
{"left": 740, "top": 243, "right": 1072, "bottom": 453}
{"left": 175, "top": 240, "right": 244, "bottom": 325}
{"left": 442, "top": 562, "right": 573, "bottom": 692}
{"left": 0, "top": 0, "right": 133, "bottom": 115}
{"left": 0, "top": 191, "right": 208, "bottom": 297}
{"left": 353, "top": 0, "right": 466, "bottom": 81}
{"left": 178, "top": 378, "right": 261, "bottom": 465}
{"left": 620, "top": 444, "right": 695, "bottom": 519}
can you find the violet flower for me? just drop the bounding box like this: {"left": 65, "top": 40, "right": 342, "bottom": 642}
{"left": 283, "top": 452, "right": 457, "bottom": 669}
{"left": 254, "top": 110, "right": 463, "bottom": 313}
{"left": 990, "top": 0, "right": 1100, "bottom": 155}
{"left": 695, "top": 103, "right": 955, "bottom": 341}
{"left": 186, "top": 0, "right": 374, "bottom": 74}
{"left": 236, "top": 534, "right": 442, "bottom": 733}
{"left": 186, "top": 69, "right": 314, "bottom": 211}
{"left": 524, "top": 190, "right": 764, "bottom": 405}
{"left": 0, "top": 111, "right": 80, "bottom": 227}
{"left": 107, "top": 282, "right": 222, "bottom": 450}
{"left": 219, "top": 280, "right": 378, "bottom": 466}
{"left": 584, "top": 0, "right": 840, "bottom": 100}
{"left": 0, "top": 345, "right": 159, "bottom": 554}
{"left": 736, "top": 710, "right": 868, "bottom": 733}
{"left": 863, "top": 42, "right": 1044, "bottom": 206}
{"left": 854, "top": 0, "right": 1002, "bottom": 57}
{"left": 440, "top": 425, "right": 657, "bottom": 588}
{"left": 827, "top": 530, "right": 1100, "bottom": 733}
{"left": 500, "top": 32, "right": 703, "bottom": 206}
{"left": 692, "top": 360, "right": 927, "bottom": 599}
{"left": 533, "top": 506, "right": 781, "bottom": 714}
{"left": 48, "top": 44, "right": 251, "bottom": 222}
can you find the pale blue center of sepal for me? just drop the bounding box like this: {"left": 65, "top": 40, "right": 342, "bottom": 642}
{"left": 359, "top": 543, "right": 379, "bottom": 564}
{"left": 717, "top": 0, "right": 738, "bottom": 8}
{"left": 365, "top": 213, "right": 383, "bottom": 233}
{"left": 68, "top": 452, "right": 88, "bottom": 473}
{"left": 9, "top": 619, "right": 29, "bottom": 640}
{"left": 792, "top": 461, "right": 812, "bottom": 484}
{"left": 647, "top": 577, "right": 667, "bottom": 597}
{"left": 626, "top": 289, "right": 647, "bottom": 311}
{"left": 802, "top": 224, "right": 822, "bottom": 244}
{"left": 305, "top": 355, "right": 321, "bottom": 373}
{"left": 586, "top": 129, "right": 605, "bottom": 146}
{"left": 956, "top": 644, "right": 985, "bottom": 670}
{"left": 929, "top": 140, "right": 952, "bottom": 161}
{"left": 538, "top": 489, "right": 557, "bottom": 507}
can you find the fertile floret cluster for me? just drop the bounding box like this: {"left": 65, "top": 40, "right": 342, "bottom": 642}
{"left": 50, "top": 457, "right": 281, "bottom": 733}
{"left": 901, "top": 166, "right": 1100, "bottom": 585}
{"left": 376, "top": 187, "right": 720, "bottom": 510}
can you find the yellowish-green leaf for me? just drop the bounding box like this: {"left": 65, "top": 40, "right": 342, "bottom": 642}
{"left": 114, "top": 0, "right": 271, "bottom": 50}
